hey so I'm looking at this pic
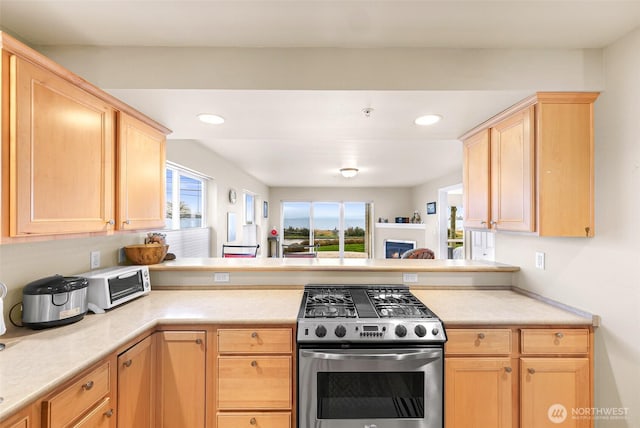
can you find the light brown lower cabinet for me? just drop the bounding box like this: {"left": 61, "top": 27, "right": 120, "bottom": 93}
{"left": 117, "top": 334, "right": 155, "bottom": 428}
{"left": 217, "top": 412, "right": 292, "bottom": 428}
{"left": 156, "top": 330, "right": 206, "bottom": 428}
{"left": 0, "top": 403, "right": 38, "bottom": 428}
{"left": 445, "top": 327, "right": 593, "bottom": 428}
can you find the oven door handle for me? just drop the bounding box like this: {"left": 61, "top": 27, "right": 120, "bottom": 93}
{"left": 300, "top": 349, "right": 441, "bottom": 361}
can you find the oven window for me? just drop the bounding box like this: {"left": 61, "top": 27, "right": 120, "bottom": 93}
{"left": 108, "top": 271, "right": 143, "bottom": 302}
{"left": 317, "top": 372, "right": 424, "bottom": 419}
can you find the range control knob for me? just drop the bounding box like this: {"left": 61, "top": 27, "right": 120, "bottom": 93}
{"left": 395, "top": 325, "right": 407, "bottom": 338}
{"left": 315, "top": 325, "right": 327, "bottom": 338}
{"left": 431, "top": 327, "right": 440, "bottom": 336}
{"left": 334, "top": 325, "right": 347, "bottom": 338}
{"left": 414, "top": 325, "right": 427, "bottom": 337}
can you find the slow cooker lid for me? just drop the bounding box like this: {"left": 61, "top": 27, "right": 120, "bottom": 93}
{"left": 23, "top": 275, "right": 88, "bottom": 295}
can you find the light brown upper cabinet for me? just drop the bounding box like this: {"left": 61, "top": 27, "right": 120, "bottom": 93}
{"left": 8, "top": 55, "right": 116, "bottom": 237}
{"left": 0, "top": 32, "right": 170, "bottom": 242}
{"left": 462, "top": 92, "right": 599, "bottom": 237}
{"left": 117, "top": 112, "right": 166, "bottom": 231}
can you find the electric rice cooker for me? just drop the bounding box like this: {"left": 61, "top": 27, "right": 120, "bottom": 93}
{"left": 22, "top": 275, "right": 88, "bottom": 329}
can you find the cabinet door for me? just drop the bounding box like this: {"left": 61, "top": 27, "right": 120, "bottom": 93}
{"left": 157, "top": 331, "right": 206, "bottom": 428}
{"left": 445, "top": 358, "right": 513, "bottom": 428}
{"left": 9, "top": 56, "right": 115, "bottom": 236}
{"left": 490, "top": 106, "right": 535, "bottom": 232}
{"left": 0, "top": 404, "right": 37, "bottom": 428}
{"left": 521, "top": 358, "right": 590, "bottom": 428}
{"left": 117, "top": 112, "right": 166, "bottom": 230}
{"left": 117, "top": 335, "right": 154, "bottom": 428}
{"left": 69, "top": 398, "right": 114, "bottom": 428}
{"left": 463, "top": 130, "right": 491, "bottom": 229}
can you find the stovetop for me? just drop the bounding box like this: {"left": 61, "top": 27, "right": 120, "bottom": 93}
{"left": 297, "top": 284, "right": 446, "bottom": 344}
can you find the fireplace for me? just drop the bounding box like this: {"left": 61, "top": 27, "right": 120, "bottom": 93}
{"left": 384, "top": 239, "right": 416, "bottom": 259}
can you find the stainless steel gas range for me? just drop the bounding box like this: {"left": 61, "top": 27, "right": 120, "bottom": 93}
{"left": 297, "top": 284, "right": 447, "bottom": 428}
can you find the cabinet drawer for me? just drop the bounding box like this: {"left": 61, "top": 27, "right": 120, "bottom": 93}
{"left": 44, "top": 361, "right": 111, "bottom": 428}
{"left": 217, "top": 412, "right": 291, "bottom": 428}
{"left": 521, "top": 329, "right": 589, "bottom": 354}
{"left": 445, "top": 329, "right": 512, "bottom": 355}
{"left": 218, "top": 328, "right": 292, "bottom": 354}
{"left": 218, "top": 356, "right": 291, "bottom": 409}
{"left": 70, "top": 397, "right": 113, "bottom": 428}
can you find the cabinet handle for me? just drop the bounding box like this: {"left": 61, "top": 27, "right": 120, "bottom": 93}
{"left": 250, "top": 417, "right": 257, "bottom": 425}
{"left": 477, "top": 333, "right": 485, "bottom": 340}
{"left": 124, "top": 220, "right": 131, "bottom": 225}
{"left": 104, "top": 409, "right": 114, "bottom": 418}
{"left": 251, "top": 332, "right": 258, "bottom": 338}
{"left": 555, "top": 332, "right": 564, "bottom": 339}
{"left": 195, "top": 338, "right": 203, "bottom": 345}
{"left": 504, "top": 367, "right": 512, "bottom": 373}
{"left": 480, "top": 221, "right": 487, "bottom": 225}
{"left": 490, "top": 221, "right": 497, "bottom": 226}
{"left": 107, "top": 219, "right": 115, "bottom": 225}
{"left": 585, "top": 226, "right": 591, "bottom": 237}
{"left": 528, "top": 368, "right": 536, "bottom": 375}
{"left": 251, "top": 360, "right": 258, "bottom": 367}
{"left": 123, "top": 359, "right": 132, "bottom": 368}
{"left": 82, "top": 380, "right": 94, "bottom": 391}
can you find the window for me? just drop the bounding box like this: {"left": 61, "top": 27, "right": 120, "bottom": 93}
{"left": 165, "top": 162, "right": 207, "bottom": 229}
{"left": 282, "top": 201, "right": 371, "bottom": 258}
{"left": 244, "top": 192, "right": 256, "bottom": 224}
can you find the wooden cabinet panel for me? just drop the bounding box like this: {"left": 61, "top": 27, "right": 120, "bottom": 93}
{"left": 537, "top": 97, "right": 595, "bottom": 236}
{"left": 117, "top": 335, "right": 155, "bottom": 428}
{"left": 445, "top": 358, "right": 513, "bottom": 428}
{"left": 70, "top": 398, "right": 113, "bottom": 428}
{"left": 446, "top": 329, "right": 512, "bottom": 355}
{"left": 116, "top": 112, "right": 166, "bottom": 230}
{"left": 463, "top": 130, "right": 491, "bottom": 229}
{"left": 9, "top": 55, "right": 115, "bottom": 236}
{"left": 218, "top": 328, "right": 292, "bottom": 354}
{"left": 43, "top": 361, "right": 111, "bottom": 428}
{"left": 521, "top": 329, "right": 589, "bottom": 355}
{"left": 521, "top": 358, "right": 590, "bottom": 428}
{"left": 157, "top": 331, "right": 206, "bottom": 428}
{"left": 217, "top": 356, "right": 292, "bottom": 410}
{"left": 490, "top": 106, "right": 535, "bottom": 232}
{"left": 217, "top": 412, "right": 291, "bottom": 428}
{"left": 0, "top": 403, "right": 38, "bottom": 428}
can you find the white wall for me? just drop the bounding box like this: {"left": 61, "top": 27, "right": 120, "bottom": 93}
{"left": 411, "top": 170, "right": 463, "bottom": 257}
{"left": 166, "top": 140, "right": 270, "bottom": 257}
{"left": 494, "top": 28, "right": 640, "bottom": 427}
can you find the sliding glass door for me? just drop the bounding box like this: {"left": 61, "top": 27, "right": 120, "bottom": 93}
{"left": 282, "top": 201, "right": 370, "bottom": 258}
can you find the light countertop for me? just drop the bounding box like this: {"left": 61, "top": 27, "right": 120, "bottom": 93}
{"left": 0, "top": 287, "right": 594, "bottom": 421}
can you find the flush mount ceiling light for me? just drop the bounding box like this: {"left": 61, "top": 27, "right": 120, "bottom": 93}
{"left": 197, "top": 113, "right": 225, "bottom": 125}
{"left": 414, "top": 114, "right": 442, "bottom": 126}
{"left": 340, "top": 168, "right": 359, "bottom": 178}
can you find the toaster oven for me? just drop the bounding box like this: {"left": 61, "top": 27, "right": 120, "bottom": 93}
{"left": 81, "top": 265, "right": 151, "bottom": 309}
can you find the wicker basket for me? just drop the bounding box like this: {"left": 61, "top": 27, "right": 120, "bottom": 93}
{"left": 124, "top": 244, "right": 169, "bottom": 265}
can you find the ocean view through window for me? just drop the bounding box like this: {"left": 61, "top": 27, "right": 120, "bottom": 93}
{"left": 165, "top": 162, "right": 207, "bottom": 229}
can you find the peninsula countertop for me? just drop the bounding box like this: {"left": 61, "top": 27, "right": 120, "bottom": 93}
{"left": 0, "top": 287, "right": 594, "bottom": 421}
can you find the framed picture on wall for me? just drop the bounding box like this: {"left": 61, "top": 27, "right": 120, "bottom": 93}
{"left": 263, "top": 201, "right": 269, "bottom": 218}
{"left": 426, "top": 201, "right": 437, "bottom": 215}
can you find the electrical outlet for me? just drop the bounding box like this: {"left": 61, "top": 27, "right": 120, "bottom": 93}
{"left": 118, "top": 248, "right": 126, "bottom": 264}
{"left": 90, "top": 251, "right": 101, "bottom": 269}
{"left": 214, "top": 272, "right": 230, "bottom": 283}
{"left": 403, "top": 273, "right": 418, "bottom": 283}
{"left": 535, "top": 252, "right": 545, "bottom": 270}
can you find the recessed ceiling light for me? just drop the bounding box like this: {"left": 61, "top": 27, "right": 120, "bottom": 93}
{"left": 197, "top": 113, "right": 225, "bottom": 125}
{"left": 340, "top": 168, "right": 359, "bottom": 178}
{"left": 414, "top": 114, "right": 442, "bottom": 126}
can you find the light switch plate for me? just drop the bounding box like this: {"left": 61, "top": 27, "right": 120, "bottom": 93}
{"left": 535, "top": 252, "right": 545, "bottom": 270}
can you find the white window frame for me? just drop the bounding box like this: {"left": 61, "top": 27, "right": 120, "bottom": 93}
{"left": 244, "top": 191, "right": 256, "bottom": 225}
{"left": 166, "top": 161, "right": 208, "bottom": 230}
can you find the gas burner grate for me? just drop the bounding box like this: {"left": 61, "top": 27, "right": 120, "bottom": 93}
{"left": 366, "top": 287, "right": 434, "bottom": 319}
{"left": 304, "top": 288, "right": 357, "bottom": 318}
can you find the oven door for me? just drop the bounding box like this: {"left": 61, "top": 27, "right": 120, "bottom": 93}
{"left": 298, "top": 347, "right": 443, "bottom": 428}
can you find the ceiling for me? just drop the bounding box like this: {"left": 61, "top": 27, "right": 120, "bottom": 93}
{"left": 2, "top": 1, "right": 639, "bottom": 187}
